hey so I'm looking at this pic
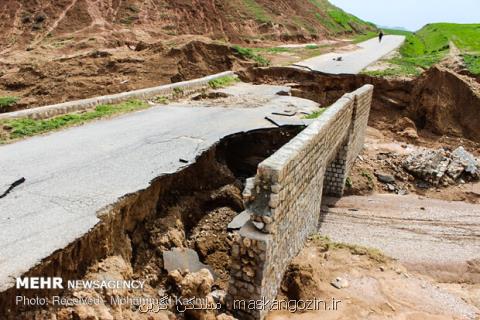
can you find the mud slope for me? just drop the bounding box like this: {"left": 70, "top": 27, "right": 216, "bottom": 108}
{"left": 240, "top": 66, "right": 480, "bottom": 145}
{"left": 0, "top": 0, "right": 375, "bottom": 50}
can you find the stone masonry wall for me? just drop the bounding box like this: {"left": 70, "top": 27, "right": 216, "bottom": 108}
{"left": 227, "top": 85, "right": 373, "bottom": 319}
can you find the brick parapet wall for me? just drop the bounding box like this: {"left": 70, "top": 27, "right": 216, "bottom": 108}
{"left": 227, "top": 84, "right": 373, "bottom": 319}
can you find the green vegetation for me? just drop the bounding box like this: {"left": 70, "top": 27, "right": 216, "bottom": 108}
{"left": 345, "top": 177, "right": 353, "bottom": 188}
{"left": 242, "top": 0, "right": 270, "bottom": 23}
{"left": 352, "top": 31, "right": 378, "bottom": 43}
{"left": 0, "top": 96, "right": 19, "bottom": 110}
{"left": 305, "top": 45, "right": 320, "bottom": 50}
{"left": 360, "top": 170, "right": 374, "bottom": 189}
{"left": 309, "top": 235, "right": 388, "bottom": 263}
{"left": 154, "top": 96, "right": 170, "bottom": 104}
{"left": 463, "top": 54, "right": 480, "bottom": 75}
{"left": 265, "top": 47, "right": 293, "bottom": 53}
{"left": 232, "top": 45, "right": 270, "bottom": 66}
{"left": 365, "top": 24, "right": 480, "bottom": 77}
{"left": 208, "top": 76, "right": 239, "bottom": 89}
{"left": 311, "top": 0, "right": 376, "bottom": 34}
{"left": 382, "top": 28, "right": 412, "bottom": 36}
{"left": 173, "top": 87, "right": 184, "bottom": 97}
{"left": 304, "top": 108, "right": 326, "bottom": 119}
{"left": 0, "top": 100, "right": 148, "bottom": 142}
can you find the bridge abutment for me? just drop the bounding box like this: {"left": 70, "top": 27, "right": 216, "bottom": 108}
{"left": 227, "top": 85, "right": 373, "bottom": 319}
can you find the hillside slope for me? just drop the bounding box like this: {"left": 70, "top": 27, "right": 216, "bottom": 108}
{"left": 0, "top": 0, "right": 376, "bottom": 51}
{"left": 0, "top": 0, "right": 376, "bottom": 111}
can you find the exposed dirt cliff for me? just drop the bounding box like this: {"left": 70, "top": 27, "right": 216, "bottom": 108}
{"left": 0, "top": 0, "right": 375, "bottom": 51}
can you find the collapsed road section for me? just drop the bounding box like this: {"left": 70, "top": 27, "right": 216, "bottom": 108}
{"left": 0, "top": 74, "right": 373, "bottom": 319}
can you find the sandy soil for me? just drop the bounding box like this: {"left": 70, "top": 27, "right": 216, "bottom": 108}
{"left": 267, "top": 237, "right": 479, "bottom": 320}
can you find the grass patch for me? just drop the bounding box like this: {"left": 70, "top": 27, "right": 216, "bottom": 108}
{"left": 305, "top": 45, "right": 320, "bottom": 50}
{"left": 363, "top": 52, "right": 445, "bottom": 77}
{"left": 0, "top": 99, "right": 148, "bottom": 142}
{"left": 463, "top": 54, "right": 480, "bottom": 75}
{"left": 154, "top": 96, "right": 170, "bottom": 104}
{"left": 0, "top": 96, "right": 19, "bottom": 110}
{"left": 232, "top": 45, "right": 270, "bottom": 66}
{"left": 265, "top": 47, "right": 293, "bottom": 53}
{"left": 352, "top": 31, "right": 378, "bottom": 43}
{"left": 304, "top": 108, "right": 326, "bottom": 119}
{"left": 365, "top": 24, "right": 480, "bottom": 77}
{"left": 242, "top": 0, "right": 270, "bottom": 23}
{"left": 310, "top": 235, "right": 388, "bottom": 263}
{"left": 208, "top": 76, "right": 239, "bottom": 89}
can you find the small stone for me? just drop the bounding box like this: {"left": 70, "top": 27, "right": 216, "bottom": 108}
{"left": 330, "top": 277, "right": 349, "bottom": 289}
{"left": 375, "top": 172, "right": 395, "bottom": 184}
{"left": 387, "top": 184, "right": 395, "bottom": 192}
{"left": 252, "top": 220, "right": 265, "bottom": 230}
{"left": 243, "top": 266, "right": 255, "bottom": 278}
{"left": 243, "top": 238, "right": 251, "bottom": 248}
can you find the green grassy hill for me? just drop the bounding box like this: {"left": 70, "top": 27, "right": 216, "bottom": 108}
{"left": 228, "top": 0, "right": 377, "bottom": 41}
{"left": 367, "top": 23, "right": 480, "bottom": 76}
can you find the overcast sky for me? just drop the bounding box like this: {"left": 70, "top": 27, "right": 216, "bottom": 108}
{"left": 329, "top": 0, "right": 479, "bottom": 31}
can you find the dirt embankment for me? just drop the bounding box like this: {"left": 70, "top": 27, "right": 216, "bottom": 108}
{"left": 239, "top": 66, "right": 480, "bottom": 147}
{"left": 0, "top": 39, "right": 254, "bottom": 112}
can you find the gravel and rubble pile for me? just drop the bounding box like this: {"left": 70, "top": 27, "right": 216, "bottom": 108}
{"left": 403, "top": 147, "right": 480, "bottom": 186}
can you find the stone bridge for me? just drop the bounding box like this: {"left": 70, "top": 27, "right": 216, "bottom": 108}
{"left": 227, "top": 84, "right": 373, "bottom": 319}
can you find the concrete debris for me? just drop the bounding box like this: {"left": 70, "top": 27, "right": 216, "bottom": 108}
{"left": 242, "top": 177, "right": 255, "bottom": 203}
{"left": 252, "top": 220, "right": 265, "bottom": 230}
{"left": 403, "top": 147, "right": 480, "bottom": 186}
{"left": 227, "top": 210, "right": 251, "bottom": 231}
{"left": 163, "top": 248, "right": 213, "bottom": 275}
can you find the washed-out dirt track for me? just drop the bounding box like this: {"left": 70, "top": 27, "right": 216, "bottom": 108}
{"left": 320, "top": 195, "right": 480, "bottom": 283}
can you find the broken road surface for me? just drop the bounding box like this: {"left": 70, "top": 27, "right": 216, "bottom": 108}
{"left": 0, "top": 83, "right": 318, "bottom": 291}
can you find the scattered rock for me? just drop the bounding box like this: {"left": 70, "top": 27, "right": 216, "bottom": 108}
{"left": 330, "top": 277, "right": 349, "bottom": 289}
{"left": 375, "top": 172, "right": 395, "bottom": 184}
{"left": 252, "top": 220, "right": 265, "bottom": 230}
{"left": 210, "top": 290, "right": 227, "bottom": 304}
{"left": 395, "top": 117, "right": 419, "bottom": 140}
{"left": 163, "top": 248, "right": 214, "bottom": 276}
{"left": 403, "top": 147, "right": 480, "bottom": 186}
{"left": 227, "top": 210, "right": 251, "bottom": 231}
{"left": 275, "top": 90, "right": 290, "bottom": 96}
{"left": 217, "top": 314, "right": 237, "bottom": 320}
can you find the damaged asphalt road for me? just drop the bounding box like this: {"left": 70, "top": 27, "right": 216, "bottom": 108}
{"left": 0, "top": 83, "right": 319, "bottom": 292}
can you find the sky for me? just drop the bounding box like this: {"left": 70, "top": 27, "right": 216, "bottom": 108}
{"left": 329, "top": 0, "right": 479, "bottom": 31}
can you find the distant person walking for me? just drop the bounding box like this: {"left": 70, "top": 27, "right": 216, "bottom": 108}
{"left": 378, "top": 31, "right": 384, "bottom": 43}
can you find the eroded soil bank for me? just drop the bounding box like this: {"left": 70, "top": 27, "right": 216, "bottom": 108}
{"left": 0, "top": 126, "right": 302, "bottom": 319}
{"left": 239, "top": 65, "right": 480, "bottom": 144}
